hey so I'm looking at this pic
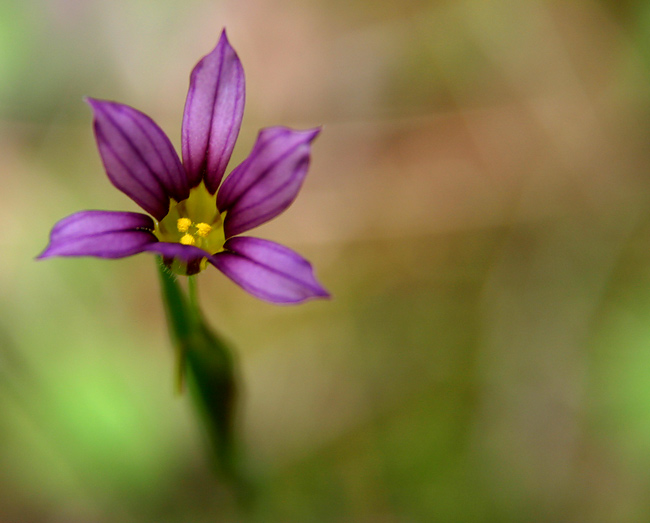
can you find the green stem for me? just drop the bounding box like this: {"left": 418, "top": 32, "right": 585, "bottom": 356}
{"left": 156, "top": 259, "right": 252, "bottom": 508}
{"left": 157, "top": 260, "right": 189, "bottom": 394}
{"left": 187, "top": 275, "right": 200, "bottom": 324}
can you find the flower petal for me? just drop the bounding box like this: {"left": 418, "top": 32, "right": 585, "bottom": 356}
{"left": 217, "top": 127, "right": 320, "bottom": 238}
{"left": 37, "top": 211, "right": 157, "bottom": 259}
{"left": 182, "top": 29, "right": 245, "bottom": 193}
{"left": 87, "top": 98, "right": 189, "bottom": 220}
{"left": 144, "top": 242, "right": 212, "bottom": 276}
{"left": 143, "top": 242, "right": 210, "bottom": 264}
{"left": 209, "top": 237, "right": 330, "bottom": 304}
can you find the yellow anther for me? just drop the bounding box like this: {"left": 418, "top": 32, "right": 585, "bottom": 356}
{"left": 177, "top": 218, "right": 192, "bottom": 233}
{"left": 195, "top": 222, "right": 212, "bottom": 238}
{"left": 180, "top": 233, "right": 196, "bottom": 246}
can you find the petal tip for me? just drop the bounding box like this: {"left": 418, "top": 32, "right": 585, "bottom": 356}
{"left": 85, "top": 97, "right": 114, "bottom": 118}
{"left": 34, "top": 244, "right": 58, "bottom": 260}
{"left": 84, "top": 97, "right": 102, "bottom": 109}
{"left": 205, "top": 27, "right": 235, "bottom": 58}
{"left": 268, "top": 288, "right": 331, "bottom": 305}
{"left": 284, "top": 290, "right": 331, "bottom": 305}
{"left": 317, "top": 288, "right": 332, "bottom": 299}
{"left": 306, "top": 126, "right": 322, "bottom": 142}
{"left": 305, "top": 284, "right": 332, "bottom": 302}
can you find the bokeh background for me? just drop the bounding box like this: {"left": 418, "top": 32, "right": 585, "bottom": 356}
{"left": 3, "top": 0, "right": 650, "bottom": 521}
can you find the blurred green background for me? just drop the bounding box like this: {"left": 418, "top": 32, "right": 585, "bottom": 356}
{"left": 3, "top": 0, "right": 650, "bottom": 521}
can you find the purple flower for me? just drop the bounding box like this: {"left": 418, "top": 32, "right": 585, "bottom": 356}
{"left": 38, "top": 30, "right": 329, "bottom": 305}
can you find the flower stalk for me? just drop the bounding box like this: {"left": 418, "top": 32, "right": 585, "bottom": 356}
{"left": 157, "top": 259, "right": 240, "bottom": 483}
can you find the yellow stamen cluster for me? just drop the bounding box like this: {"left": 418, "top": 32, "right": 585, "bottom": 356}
{"left": 195, "top": 222, "right": 212, "bottom": 237}
{"left": 177, "top": 217, "right": 192, "bottom": 233}
{"left": 180, "top": 234, "right": 196, "bottom": 245}
{"left": 176, "top": 218, "right": 212, "bottom": 246}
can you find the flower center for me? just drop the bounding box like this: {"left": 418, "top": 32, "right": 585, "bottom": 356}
{"left": 154, "top": 182, "right": 226, "bottom": 274}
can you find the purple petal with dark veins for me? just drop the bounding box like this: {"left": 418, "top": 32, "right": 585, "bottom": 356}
{"left": 182, "top": 29, "right": 245, "bottom": 193}
{"left": 209, "top": 236, "right": 330, "bottom": 304}
{"left": 217, "top": 126, "right": 320, "bottom": 238}
{"left": 143, "top": 242, "right": 210, "bottom": 264}
{"left": 37, "top": 210, "right": 157, "bottom": 259}
{"left": 87, "top": 98, "right": 189, "bottom": 220}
